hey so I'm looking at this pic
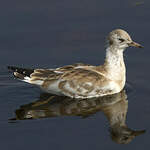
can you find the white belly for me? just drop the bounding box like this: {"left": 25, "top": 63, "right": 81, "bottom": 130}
{"left": 40, "top": 80, "right": 64, "bottom": 96}
{"left": 40, "top": 80, "right": 121, "bottom": 99}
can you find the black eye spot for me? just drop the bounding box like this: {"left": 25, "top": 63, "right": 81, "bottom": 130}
{"left": 119, "top": 38, "right": 125, "bottom": 42}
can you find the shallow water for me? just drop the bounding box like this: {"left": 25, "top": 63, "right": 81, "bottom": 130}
{"left": 0, "top": 0, "right": 150, "bottom": 149}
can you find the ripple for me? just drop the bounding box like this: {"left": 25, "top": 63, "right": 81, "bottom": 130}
{"left": 125, "top": 81, "right": 135, "bottom": 97}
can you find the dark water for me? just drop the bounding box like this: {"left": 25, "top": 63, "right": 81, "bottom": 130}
{"left": 0, "top": 0, "right": 150, "bottom": 149}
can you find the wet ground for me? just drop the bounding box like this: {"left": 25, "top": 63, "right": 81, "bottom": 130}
{"left": 0, "top": 0, "right": 150, "bottom": 149}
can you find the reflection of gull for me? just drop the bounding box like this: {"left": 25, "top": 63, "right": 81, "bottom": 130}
{"left": 8, "top": 29, "right": 143, "bottom": 98}
{"left": 10, "top": 90, "right": 145, "bottom": 144}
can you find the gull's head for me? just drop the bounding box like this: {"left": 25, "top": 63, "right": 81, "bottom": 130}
{"left": 107, "top": 29, "right": 143, "bottom": 51}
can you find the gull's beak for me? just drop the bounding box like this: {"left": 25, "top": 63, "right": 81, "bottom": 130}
{"left": 128, "top": 41, "right": 143, "bottom": 48}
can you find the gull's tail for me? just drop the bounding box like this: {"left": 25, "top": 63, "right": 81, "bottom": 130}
{"left": 8, "top": 66, "right": 34, "bottom": 82}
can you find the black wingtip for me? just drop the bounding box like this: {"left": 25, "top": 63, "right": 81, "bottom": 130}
{"left": 7, "top": 66, "right": 34, "bottom": 77}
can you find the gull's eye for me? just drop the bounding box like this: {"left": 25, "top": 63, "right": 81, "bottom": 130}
{"left": 119, "top": 38, "right": 125, "bottom": 42}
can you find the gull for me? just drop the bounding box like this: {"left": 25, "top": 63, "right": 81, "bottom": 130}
{"left": 8, "top": 29, "right": 143, "bottom": 99}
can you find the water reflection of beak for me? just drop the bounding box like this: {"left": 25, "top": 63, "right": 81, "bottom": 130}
{"left": 128, "top": 41, "right": 143, "bottom": 48}
{"left": 132, "top": 129, "right": 146, "bottom": 136}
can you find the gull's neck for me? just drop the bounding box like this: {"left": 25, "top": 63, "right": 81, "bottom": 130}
{"left": 103, "top": 46, "right": 126, "bottom": 81}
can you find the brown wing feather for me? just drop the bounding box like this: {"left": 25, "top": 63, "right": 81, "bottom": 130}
{"left": 30, "top": 69, "right": 62, "bottom": 81}
{"left": 31, "top": 63, "right": 91, "bottom": 80}
{"left": 58, "top": 68, "right": 110, "bottom": 98}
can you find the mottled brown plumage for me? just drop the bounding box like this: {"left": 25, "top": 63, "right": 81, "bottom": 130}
{"left": 8, "top": 29, "right": 143, "bottom": 98}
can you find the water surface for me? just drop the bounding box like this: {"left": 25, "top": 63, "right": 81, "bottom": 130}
{"left": 0, "top": 0, "right": 150, "bottom": 150}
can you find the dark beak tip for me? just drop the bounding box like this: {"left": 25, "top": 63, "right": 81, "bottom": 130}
{"left": 129, "top": 41, "right": 144, "bottom": 48}
{"left": 139, "top": 45, "right": 144, "bottom": 48}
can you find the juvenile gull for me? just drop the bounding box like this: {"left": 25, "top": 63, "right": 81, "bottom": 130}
{"left": 8, "top": 29, "right": 143, "bottom": 99}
